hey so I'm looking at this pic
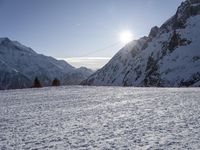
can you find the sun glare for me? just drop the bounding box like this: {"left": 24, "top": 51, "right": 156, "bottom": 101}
{"left": 119, "top": 30, "right": 133, "bottom": 44}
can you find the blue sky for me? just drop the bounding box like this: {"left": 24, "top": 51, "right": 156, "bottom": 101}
{"left": 0, "top": 0, "right": 183, "bottom": 68}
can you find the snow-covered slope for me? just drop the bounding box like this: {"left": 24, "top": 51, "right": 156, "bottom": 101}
{"left": 0, "top": 38, "right": 93, "bottom": 89}
{"left": 82, "top": 0, "right": 200, "bottom": 87}
{"left": 1, "top": 86, "right": 200, "bottom": 149}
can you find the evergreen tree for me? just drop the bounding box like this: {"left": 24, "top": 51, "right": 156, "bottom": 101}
{"left": 33, "top": 77, "right": 42, "bottom": 88}
{"left": 52, "top": 78, "right": 60, "bottom": 86}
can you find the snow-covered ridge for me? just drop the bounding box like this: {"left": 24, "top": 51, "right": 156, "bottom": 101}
{"left": 0, "top": 38, "right": 93, "bottom": 90}
{"left": 82, "top": 0, "right": 200, "bottom": 87}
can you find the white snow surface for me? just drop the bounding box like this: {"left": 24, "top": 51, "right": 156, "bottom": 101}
{"left": 0, "top": 86, "right": 200, "bottom": 149}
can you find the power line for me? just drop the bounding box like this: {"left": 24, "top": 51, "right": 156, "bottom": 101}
{"left": 79, "top": 41, "right": 121, "bottom": 57}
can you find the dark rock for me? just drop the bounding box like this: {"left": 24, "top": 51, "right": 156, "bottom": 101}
{"left": 148, "top": 26, "right": 159, "bottom": 38}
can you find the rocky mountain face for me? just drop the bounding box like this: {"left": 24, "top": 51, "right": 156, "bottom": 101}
{"left": 82, "top": 0, "right": 200, "bottom": 87}
{"left": 0, "top": 38, "right": 93, "bottom": 90}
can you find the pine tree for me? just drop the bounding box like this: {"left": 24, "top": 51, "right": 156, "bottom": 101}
{"left": 52, "top": 78, "right": 60, "bottom": 86}
{"left": 33, "top": 77, "right": 42, "bottom": 88}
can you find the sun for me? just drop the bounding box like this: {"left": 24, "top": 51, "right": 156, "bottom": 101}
{"left": 119, "top": 30, "right": 133, "bottom": 44}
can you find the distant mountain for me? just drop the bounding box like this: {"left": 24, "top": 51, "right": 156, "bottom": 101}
{"left": 0, "top": 38, "right": 93, "bottom": 90}
{"left": 82, "top": 0, "right": 200, "bottom": 87}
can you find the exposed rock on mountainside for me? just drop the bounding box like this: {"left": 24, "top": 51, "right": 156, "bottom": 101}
{"left": 82, "top": 0, "right": 200, "bottom": 87}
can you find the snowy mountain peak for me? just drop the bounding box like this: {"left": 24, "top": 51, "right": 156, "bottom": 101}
{"left": 82, "top": 0, "right": 200, "bottom": 87}
{"left": 176, "top": 0, "right": 200, "bottom": 21}
{"left": 161, "top": 0, "right": 200, "bottom": 31}
{"left": 0, "top": 37, "right": 36, "bottom": 54}
{"left": 0, "top": 38, "right": 93, "bottom": 90}
{"left": 0, "top": 38, "right": 13, "bottom": 46}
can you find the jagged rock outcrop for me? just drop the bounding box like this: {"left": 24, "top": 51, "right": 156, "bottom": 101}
{"left": 148, "top": 26, "right": 159, "bottom": 38}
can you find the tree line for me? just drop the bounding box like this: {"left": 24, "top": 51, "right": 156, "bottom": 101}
{"left": 32, "top": 77, "right": 60, "bottom": 88}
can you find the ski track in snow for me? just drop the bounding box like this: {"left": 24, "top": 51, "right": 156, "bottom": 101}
{"left": 0, "top": 86, "right": 200, "bottom": 150}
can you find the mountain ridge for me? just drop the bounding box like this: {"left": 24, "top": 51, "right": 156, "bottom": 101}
{"left": 82, "top": 0, "right": 200, "bottom": 87}
{"left": 0, "top": 37, "right": 93, "bottom": 90}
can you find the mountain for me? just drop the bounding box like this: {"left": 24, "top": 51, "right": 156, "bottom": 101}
{"left": 82, "top": 0, "right": 200, "bottom": 87}
{"left": 0, "top": 38, "right": 93, "bottom": 90}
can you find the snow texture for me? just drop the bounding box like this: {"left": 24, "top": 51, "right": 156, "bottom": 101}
{"left": 0, "top": 86, "right": 200, "bottom": 149}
